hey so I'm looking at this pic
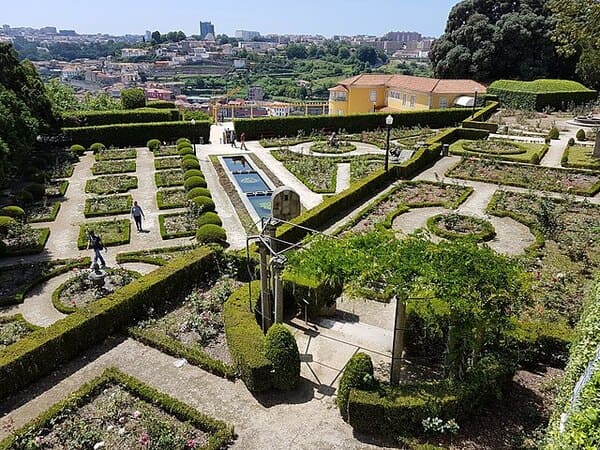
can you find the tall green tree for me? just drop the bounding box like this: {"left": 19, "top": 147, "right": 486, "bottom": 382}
{"left": 120, "top": 88, "right": 146, "bottom": 109}
{"left": 45, "top": 78, "right": 79, "bottom": 113}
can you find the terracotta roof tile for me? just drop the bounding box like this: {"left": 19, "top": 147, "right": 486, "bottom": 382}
{"left": 433, "top": 79, "right": 487, "bottom": 94}
{"left": 332, "top": 74, "right": 487, "bottom": 94}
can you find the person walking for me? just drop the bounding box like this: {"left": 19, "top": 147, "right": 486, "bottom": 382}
{"left": 131, "top": 201, "right": 145, "bottom": 232}
{"left": 87, "top": 230, "right": 106, "bottom": 268}
{"left": 240, "top": 132, "right": 248, "bottom": 150}
{"left": 230, "top": 130, "right": 237, "bottom": 148}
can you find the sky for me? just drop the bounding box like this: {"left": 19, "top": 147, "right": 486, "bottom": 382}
{"left": 1, "top": 0, "right": 458, "bottom": 37}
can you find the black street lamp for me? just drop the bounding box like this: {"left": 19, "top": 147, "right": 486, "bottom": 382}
{"left": 190, "top": 119, "right": 196, "bottom": 155}
{"left": 385, "top": 114, "right": 394, "bottom": 171}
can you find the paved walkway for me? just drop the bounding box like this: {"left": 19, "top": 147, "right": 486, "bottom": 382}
{"left": 335, "top": 163, "right": 351, "bottom": 193}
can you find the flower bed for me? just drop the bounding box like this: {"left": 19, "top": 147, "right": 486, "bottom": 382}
{"left": 449, "top": 139, "right": 548, "bottom": 164}
{"left": 0, "top": 367, "right": 234, "bottom": 450}
{"left": 154, "top": 145, "right": 180, "bottom": 157}
{"left": 91, "top": 160, "right": 136, "bottom": 175}
{"left": 271, "top": 148, "right": 337, "bottom": 193}
{"left": 27, "top": 201, "right": 60, "bottom": 223}
{"left": 85, "top": 175, "right": 138, "bottom": 195}
{"left": 159, "top": 212, "right": 197, "bottom": 239}
{"left": 350, "top": 158, "right": 385, "bottom": 184}
{"left": 77, "top": 219, "right": 131, "bottom": 249}
{"left": 310, "top": 141, "right": 357, "bottom": 154}
{"left": 1, "top": 223, "right": 50, "bottom": 256}
{"left": 116, "top": 245, "right": 197, "bottom": 266}
{"left": 45, "top": 180, "right": 69, "bottom": 198}
{"left": 562, "top": 144, "right": 600, "bottom": 170}
{"left": 84, "top": 194, "right": 133, "bottom": 218}
{"left": 448, "top": 158, "right": 600, "bottom": 195}
{"left": 0, "top": 315, "right": 39, "bottom": 349}
{"left": 49, "top": 162, "right": 75, "bottom": 179}
{"left": 155, "top": 169, "right": 184, "bottom": 187}
{"left": 52, "top": 268, "right": 140, "bottom": 314}
{"left": 130, "top": 277, "right": 240, "bottom": 378}
{"left": 259, "top": 136, "right": 313, "bottom": 148}
{"left": 156, "top": 188, "right": 187, "bottom": 210}
{"left": 154, "top": 157, "right": 183, "bottom": 171}
{"left": 427, "top": 213, "right": 496, "bottom": 242}
{"left": 95, "top": 148, "right": 137, "bottom": 160}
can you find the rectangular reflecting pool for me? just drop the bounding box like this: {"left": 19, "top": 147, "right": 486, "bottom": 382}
{"left": 222, "top": 156, "right": 273, "bottom": 219}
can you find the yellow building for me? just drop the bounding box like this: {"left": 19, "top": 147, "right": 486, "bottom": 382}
{"left": 329, "top": 74, "right": 487, "bottom": 116}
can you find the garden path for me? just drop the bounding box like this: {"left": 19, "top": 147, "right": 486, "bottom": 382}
{"left": 335, "top": 163, "right": 350, "bottom": 193}
{"left": 540, "top": 121, "right": 578, "bottom": 168}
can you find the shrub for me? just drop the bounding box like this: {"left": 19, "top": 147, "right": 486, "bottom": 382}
{"left": 179, "top": 147, "right": 195, "bottom": 156}
{"left": 70, "top": 144, "right": 86, "bottom": 156}
{"left": 196, "top": 224, "right": 227, "bottom": 244}
{"left": 568, "top": 137, "right": 575, "bottom": 146}
{"left": 182, "top": 159, "right": 201, "bottom": 170}
{"left": 0, "top": 216, "right": 16, "bottom": 233}
{"left": 177, "top": 138, "right": 191, "bottom": 145}
{"left": 121, "top": 87, "right": 146, "bottom": 109}
{"left": 62, "top": 109, "right": 178, "bottom": 127}
{"left": 15, "top": 190, "right": 34, "bottom": 205}
{"left": 189, "top": 196, "right": 215, "bottom": 212}
{"left": 89, "top": 142, "right": 106, "bottom": 153}
{"left": 147, "top": 100, "right": 177, "bottom": 109}
{"left": 1, "top": 206, "right": 25, "bottom": 219}
{"left": 24, "top": 183, "right": 45, "bottom": 200}
{"left": 264, "top": 324, "right": 300, "bottom": 390}
{"left": 187, "top": 187, "right": 212, "bottom": 200}
{"left": 25, "top": 169, "right": 45, "bottom": 183}
{"left": 576, "top": 129, "right": 586, "bottom": 141}
{"left": 182, "top": 154, "right": 198, "bottom": 162}
{"left": 337, "top": 352, "right": 376, "bottom": 419}
{"left": 184, "top": 176, "right": 207, "bottom": 190}
{"left": 548, "top": 127, "right": 560, "bottom": 140}
{"left": 196, "top": 212, "right": 222, "bottom": 227}
{"left": 531, "top": 153, "right": 541, "bottom": 165}
{"left": 184, "top": 169, "right": 203, "bottom": 180}
{"left": 147, "top": 139, "right": 161, "bottom": 151}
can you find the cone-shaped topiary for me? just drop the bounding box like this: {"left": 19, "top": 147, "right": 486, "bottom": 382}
{"left": 184, "top": 169, "right": 203, "bottom": 180}
{"left": 147, "top": 139, "right": 161, "bottom": 151}
{"left": 187, "top": 187, "right": 211, "bottom": 200}
{"left": 189, "top": 196, "right": 215, "bottom": 212}
{"left": 184, "top": 176, "right": 207, "bottom": 190}
{"left": 264, "top": 324, "right": 300, "bottom": 390}
{"left": 0, "top": 216, "right": 17, "bottom": 233}
{"left": 195, "top": 224, "right": 227, "bottom": 244}
{"left": 337, "top": 352, "right": 377, "bottom": 419}
{"left": 196, "top": 212, "right": 222, "bottom": 227}
{"left": 1, "top": 206, "right": 25, "bottom": 219}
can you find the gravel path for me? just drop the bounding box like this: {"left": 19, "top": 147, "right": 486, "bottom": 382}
{"left": 335, "top": 163, "right": 351, "bottom": 193}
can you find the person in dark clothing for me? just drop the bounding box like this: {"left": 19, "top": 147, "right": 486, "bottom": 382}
{"left": 87, "top": 230, "right": 106, "bottom": 267}
{"left": 131, "top": 201, "right": 145, "bottom": 232}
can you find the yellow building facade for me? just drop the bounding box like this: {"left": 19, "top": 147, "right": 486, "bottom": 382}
{"left": 329, "top": 74, "right": 486, "bottom": 115}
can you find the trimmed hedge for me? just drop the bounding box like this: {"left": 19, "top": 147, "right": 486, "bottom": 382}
{"left": 223, "top": 282, "right": 273, "bottom": 392}
{"left": 184, "top": 176, "right": 207, "bottom": 190}
{"left": 196, "top": 224, "right": 227, "bottom": 244}
{"left": 89, "top": 142, "right": 106, "bottom": 153}
{"left": 182, "top": 159, "right": 201, "bottom": 170}
{"left": 1, "top": 206, "right": 25, "bottom": 219}
{"left": 427, "top": 214, "right": 496, "bottom": 242}
{"left": 264, "top": 324, "right": 300, "bottom": 390}
{"left": 0, "top": 248, "right": 218, "bottom": 400}
{"left": 158, "top": 213, "right": 196, "bottom": 240}
{"left": 27, "top": 201, "right": 61, "bottom": 223}
{"left": 116, "top": 245, "right": 196, "bottom": 266}
{"left": 196, "top": 212, "right": 222, "bottom": 227}
{"left": 190, "top": 196, "right": 215, "bottom": 212}
{"left": 156, "top": 188, "right": 187, "bottom": 210}
{"left": 487, "top": 79, "right": 597, "bottom": 111}
{"left": 0, "top": 367, "right": 234, "bottom": 450}
{"left": 147, "top": 138, "right": 161, "bottom": 151}
{"left": 282, "top": 272, "right": 342, "bottom": 317}
{"left": 83, "top": 194, "right": 133, "bottom": 218}
{"left": 0, "top": 216, "right": 16, "bottom": 233}
{"left": 235, "top": 108, "right": 478, "bottom": 140}
{"left": 69, "top": 144, "right": 86, "bottom": 156}
{"left": 76, "top": 220, "right": 131, "bottom": 249}
{"left": 184, "top": 169, "right": 204, "bottom": 180}
{"left": 187, "top": 187, "right": 212, "bottom": 200}
{"left": 62, "top": 108, "right": 180, "bottom": 127}
{"left": 147, "top": 100, "right": 177, "bottom": 109}
{"left": 337, "top": 352, "right": 376, "bottom": 419}
{"left": 63, "top": 121, "right": 210, "bottom": 148}
{"left": 3, "top": 228, "right": 50, "bottom": 257}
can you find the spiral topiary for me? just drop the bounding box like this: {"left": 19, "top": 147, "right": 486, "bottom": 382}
{"left": 70, "top": 144, "right": 86, "bottom": 156}
{"left": 189, "top": 195, "right": 215, "bottom": 212}
{"left": 184, "top": 169, "right": 204, "bottom": 180}
{"left": 182, "top": 159, "right": 201, "bottom": 171}
{"left": 89, "top": 142, "right": 106, "bottom": 153}
{"left": 0, "top": 216, "right": 17, "bottom": 233}
{"left": 264, "top": 324, "right": 301, "bottom": 390}
{"left": 196, "top": 212, "right": 222, "bottom": 227}
{"left": 147, "top": 139, "right": 161, "bottom": 151}
{"left": 184, "top": 176, "right": 207, "bottom": 190}
{"left": 186, "top": 187, "right": 211, "bottom": 200}
{"left": 1, "top": 206, "right": 25, "bottom": 219}
{"left": 195, "top": 224, "right": 227, "bottom": 244}
{"left": 24, "top": 183, "right": 45, "bottom": 200}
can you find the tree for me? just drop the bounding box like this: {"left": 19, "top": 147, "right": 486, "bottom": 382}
{"left": 150, "top": 31, "right": 161, "bottom": 46}
{"left": 120, "top": 88, "right": 146, "bottom": 109}
{"left": 45, "top": 78, "right": 79, "bottom": 113}
{"left": 356, "top": 46, "right": 379, "bottom": 66}
{"left": 338, "top": 46, "right": 351, "bottom": 60}
{"left": 430, "top": 0, "right": 575, "bottom": 81}
{"left": 285, "top": 44, "right": 307, "bottom": 59}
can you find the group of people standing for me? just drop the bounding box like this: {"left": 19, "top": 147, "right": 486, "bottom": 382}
{"left": 223, "top": 129, "right": 248, "bottom": 150}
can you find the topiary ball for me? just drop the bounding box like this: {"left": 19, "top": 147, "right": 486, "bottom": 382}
{"left": 26, "top": 169, "right": 46, "bottom": 184}
{"left": 179, "top": 147, "right": 195, "bottom": 156}
{"left": 176, "top": 137, "right": 191, "bottom": 146}
{"left": 568, "top": 137, "right": 575, "bottom": 147}
{"left": 15, "top": 190, "right": 34, "bottom": 205}
{"left": 147, "top": 139, "right": 161, "bottom": 151}
{"left": 182, "top": 154, "right": 198, "bottom": 162}
{"left": 70, "top": 144, "right": 86, "bottom": 156}
{"left": 195, "top": 224, "right": 227, "bottom": 244}
{"left": 184, "top": 169, "right": 203, "bottom": 180}
{"left": 0, "top": 216, "right": 17, "bottom": 233}
{"left": 189, "top": 195, "right": 215, "bottom": 212}
{"left": 548, "top": 127, "right": 560, "bottom": 140}
{"left": 24, "top": 183, "right": 45, "bottom": 200}
{"left": 187, "top": 187, "right": 211, "bottom": 200}
{"left": 196, "top": 212, "right": 222, "bottom": 227}
{"left": 264, "top": 324, "right": 301, "bottom": 390}
{"left": 1, "top": 206, "right": 25, "bottom": 219}
{"left": 182, "top": 159, "right": 201, "bottom": 170}
{"left": 89, "top": 142, "right": 106, "bottom": 153}
{"left": 184, "top": 176, "right": 207, "bottom": 191}
{"left": 576, "top": 129, "right": 586, "bottom": 141}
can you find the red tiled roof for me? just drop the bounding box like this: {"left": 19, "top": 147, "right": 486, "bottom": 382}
{"left": 332, "top": 74, "right": 486, "bottom": 94}
{"left": 433, "top": 79, "right": 487, "bottom": 94}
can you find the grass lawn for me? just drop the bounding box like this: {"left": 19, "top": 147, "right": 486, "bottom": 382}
{"left": 77, "top": 219, "right": 131, "bottom": 249}
{"left": 450, "top": 139, "right": 548, "bottom": 164}
{"left": 562, "top": 145, "right": 600, "bottom": 170}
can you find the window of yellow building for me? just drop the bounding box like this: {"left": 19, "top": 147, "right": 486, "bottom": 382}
{"left": 410, "top": 95, "right": 415, "bottom": 108}
{"left": 403, "top": 94, "right": 407, "bottom": 106}
{"left": 370, "top": 90, "right": 377, "bottom": 102}
{"left": 440, "top": 97, "right": 448, "bottom": 109}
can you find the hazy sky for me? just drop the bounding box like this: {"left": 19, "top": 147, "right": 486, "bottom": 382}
{"left": 2, "top": 0, "right": 458, "bottom": 37}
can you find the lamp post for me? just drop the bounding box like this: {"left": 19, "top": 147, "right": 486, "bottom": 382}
{"left": 385, "top": 114, "right": 394, "bottom": 172}
{"left": 190, "top": 119, "right": 196, "bottom": 154}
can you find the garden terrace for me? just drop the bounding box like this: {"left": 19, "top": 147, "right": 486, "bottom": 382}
{"left": 562, "top": 144, "right": 600, "bottom": 170}
{"left": 77, "top": 219, "right": 130, "bottom": 249}
{"left": 449, "top": 139, "right": 548, "bottom": 164}
{"left": 85, "top": 175, "right": 138, "bottom": 195}
{"left": 447, "top": 158, "right": 600, "bottom": 196}
{"left": 271, "top": 149, "right": 338, "bottom": 193}
{"left": 94, "top": 148, "right": 137, "bottom": 161}
{"left": 0, "top": 367, "right": 233, "bottom": 450}
{"left": 116, "top": 245, "right": 197, "bottom": 266}
{"left": 83, "top": 194, "right": 133, "bottom": 218}
{"left": 155, "top": 169, "right": 185, "bottom": 188}
{"left": 91, "top": 159, "right": 136, "bottom": 176}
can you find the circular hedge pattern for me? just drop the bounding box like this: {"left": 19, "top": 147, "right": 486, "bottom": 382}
{"left": 462, "top": 140, "right": 526, "bottom": 155}
{"left": 186, "top": 187, "right": 211, "bottom": 199}
{"left": 310, "top": 141, "right": 357, "bottom": 154}
{"left": 184, "top": 176, "right": 207, "bottom": 190}
{"left": 196, "top": 224, "right": 227, "bottom": 244}
{"left": 196, "top": 212, "right": 222, "bottom": 227}
{"left": 184, "top": 169, "right": 203, "bottom": 180}
{"left": 427, "top": 213, "right": 496, "bottom": 242}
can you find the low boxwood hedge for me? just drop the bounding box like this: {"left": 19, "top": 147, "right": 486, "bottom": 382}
{"left": 426, "top": 213, "right": 496, "bottom": 242}
{"left": 179, "top": 147, "right": 195, "bottom": 156}
{"left": 27, "top": 201, "right": 61, "bottom": 223}
{"left": 76, "top": 220, "right": 130, "bottom": 249}
{"left": 156, "top": 188, "right": 187, "bottom": 210}
{"left": 158, "top": 213, "right": 196, "bottom": 239}
{"left": 62, "top": 108, "right": 180, "bottom": 127}
{"left": 116, "top": 245, "right": 196, "bottom": 266}
{"left": 3, "top": 228, "right": 50, "bottom": 257}
{"left": 45, "top": 180, "right": 69, "bottom": 198}
{"left": 83, "top": 194, "right": 133, "bottom": 218}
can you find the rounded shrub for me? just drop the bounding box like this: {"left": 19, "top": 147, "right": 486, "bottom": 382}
{"left": 337, "top": 352, "right": 377, "bottom": 419}
{"left": 196, "top": 212, "right": 222, "bottom": 227}
{"left": 0, "top": 216, "right": 17, "bottom": 233}
{"left": 548, "top": 127, "right": 560, "bottom": 140}
{"left": 1, "top": 206, "right": 25, "bottom": 219}
{"left": 176, "top": 138, "right": 191, "bottom": 146}
{"left": 24, "top": 183, "right": 45, "bottom": 200}
{"left": 15, "top": 190, "right": 34, "bottom": 205}
{"left": 189, "top": 196, "right": 215, "bottom": 212}
{"left": 89, "top": 142, "right": 106, "bottom": 153}
{"left": 568, "top": 137, "right": 575, "bottom": 147}
{"left": 70, "top": 144, "right": 86, "bottom": 156}
{"left": 179, "top": 147, "right": 195, "bottom": 156}
{"left": 187, "top": 187, "right": 211, "bottom": 200}
{"left": 184, "top": 176, "right": 207, "bottom": 191}
{"left": 26, "top": 169, "right": 46, "bottom": 183}
{"left": 147, "top": 139, "right": 161, "bottom": 151}
{"left": 531, "top": 153, "right": 541, "bottom": 165}
{"left": 182, "top": 159, "right": 201, "bottom": 170}
{"left": 182, "top": 154, "right": 198, "bottom": 162}
{"left": 576, "top": 129, "right": 586, "bottom": 141}
{"left": 264, "top": 324, "right": 300, "bottom": 391}
{"left": 195, "top": 224, "right": 227, "bottom": 244}
{"left": 184, "top": 169, "right": 203, "bottom": 180}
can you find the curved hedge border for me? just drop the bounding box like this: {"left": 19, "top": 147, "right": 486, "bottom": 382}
{"left": 450, "top": 139, "right": 548, "bottom": 164}
{"left": 0, "top": 367, "right": 234, "bottom": 450}
{"left": 4, "top": 228, "right": 50, "bottom": 257}
{"left": 223, "top": 281, "right": 273, "bottom": 392}
{"left": 427, "top": 214, "right": 496, "bottom": 242}
{"left": 116, "top": 245, "right": 196, "bottom": 266}
{"left": 545, "top": 279, "right": 600, "bottom": 447}
{"left": 0, "top": 247, "right": 218, "bottom": 400}
{"left": 27, "top": 201, "right": 61, "bottom": 223}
